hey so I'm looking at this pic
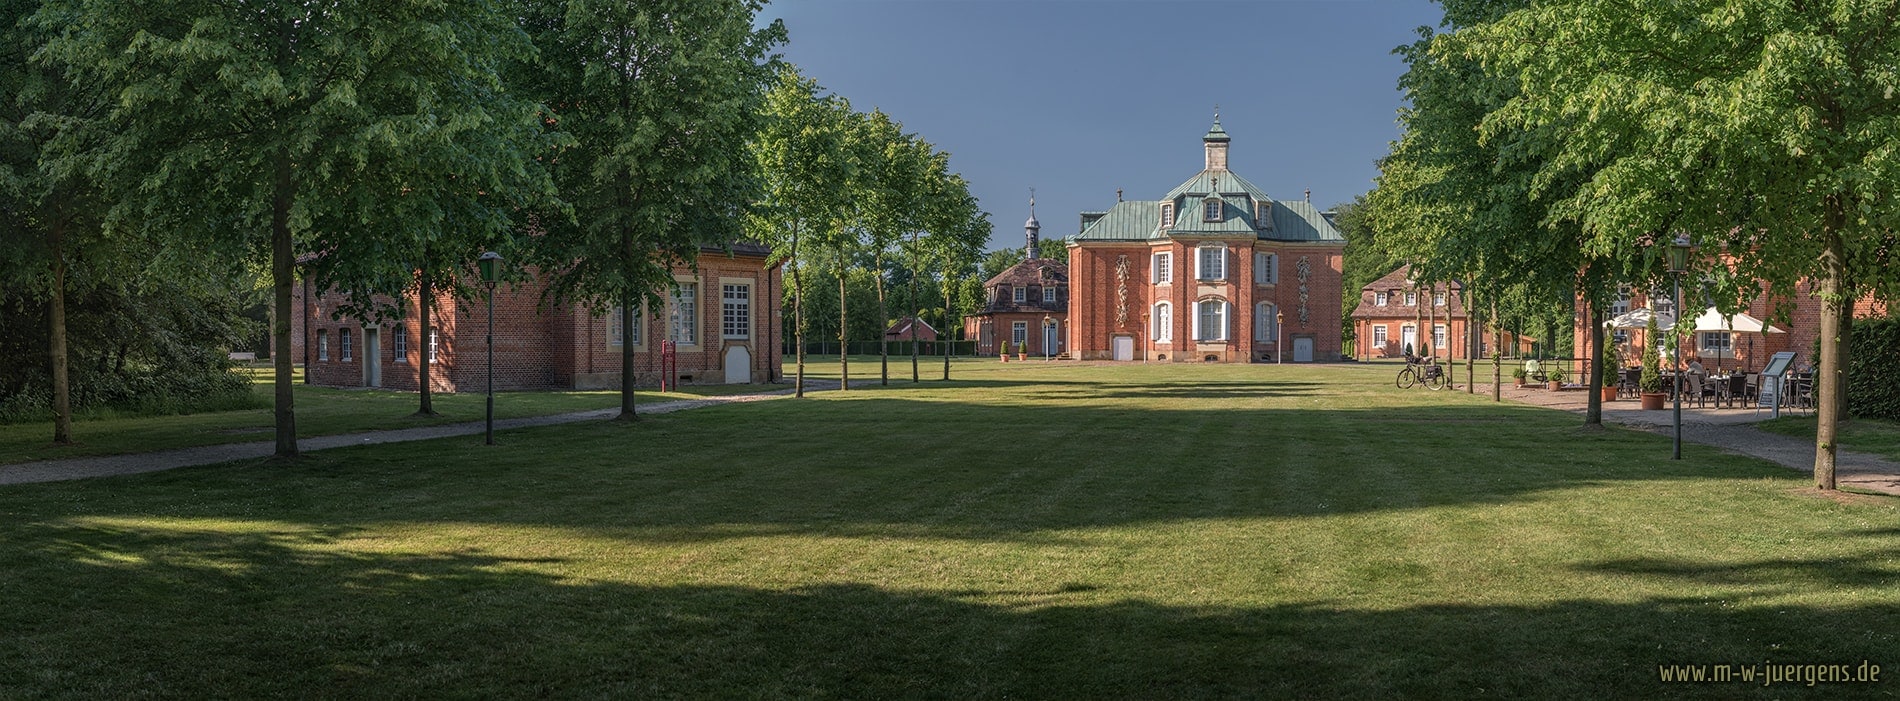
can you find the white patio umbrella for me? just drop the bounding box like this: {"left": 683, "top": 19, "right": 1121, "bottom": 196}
{"left": 1603, "top": 308, "right": 1675, "bottom": 330}
{"left": 1688, "top": 307, "right": 1785, "bottom": 373}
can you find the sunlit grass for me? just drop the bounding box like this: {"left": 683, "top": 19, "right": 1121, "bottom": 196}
{"left": 2, "top": 362, "right": 1896, "bottom": 697}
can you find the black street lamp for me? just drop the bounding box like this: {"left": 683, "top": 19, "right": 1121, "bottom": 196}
{"left": 1666, "top": 234, "right": 1692, "bottom": 460}
{"left": 478, "top": 251, "right": 502, "bottom": 446}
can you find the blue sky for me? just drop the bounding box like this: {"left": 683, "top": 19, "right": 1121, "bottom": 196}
{"left": 763, "top": 0, "right": 1446, "bottom": 252}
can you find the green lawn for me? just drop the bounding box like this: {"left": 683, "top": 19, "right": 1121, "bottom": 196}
{"left": 3, "top": 361, "right": 1897, "bottom": 697}
{"left": 0, "top": 366, "right": 781, "bottom": 465}
{"left": 1758, "top": 415, "right": 1900, "bottom": 463}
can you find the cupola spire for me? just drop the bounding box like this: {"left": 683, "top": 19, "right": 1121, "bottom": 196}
{"left": 1203, "top": 108, "right": 1230, "bottom": 170}
{"left": 1025, "top": 188, "right": 1041, "bottom": 259}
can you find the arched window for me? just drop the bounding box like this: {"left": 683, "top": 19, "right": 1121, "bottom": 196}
{"left": 1193, "top": 298, "right": 1228, "bottom": 342}
{"left": 1153, "top": 302, "right": 1172, "bottom": 342}
{"left": 1160, "top": 203, "right": 1175, "bottom": 228}
{"left": 1255, "top": 302, "right": 1278, "bottom": 343}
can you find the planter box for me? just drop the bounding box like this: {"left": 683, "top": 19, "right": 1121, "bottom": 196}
{"left": 1640, "top": 392, "right": 1667, "bottom": 410}
{"left": 1601, "top": 386, "right": 1618, "bottom": 402}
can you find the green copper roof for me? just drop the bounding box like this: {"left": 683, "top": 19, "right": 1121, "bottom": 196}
{"left": 1074, "top": 196, "right": 1344, "bottom": 243}
{"left": 1164, "top": 169, "right": 1271, "bottom": 201}
{"left": 1203, "top": 118, "right": 1230, "bottom": 142}
{"left": 1074, "top": 200, "right": 1162, "bottom": 240}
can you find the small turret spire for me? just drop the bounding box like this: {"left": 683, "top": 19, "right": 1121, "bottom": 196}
{"left": 1203, "top": 109, "right": 1230, "bottom": 170}
{"left": 1024, "top": 187, "right": 1041, "bottom": 259}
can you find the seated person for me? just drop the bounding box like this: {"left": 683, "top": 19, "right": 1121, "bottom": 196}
{"left": 1687, "top": 360, "right": 1705, "bottom": 374}
{"left": 1523, "top": 359, "right": 1542, "bottom": 377}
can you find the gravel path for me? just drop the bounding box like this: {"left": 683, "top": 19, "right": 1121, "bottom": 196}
{"left": 0, "top": 381, "right": 835, "bottom": 486}
{"left": 1472, "top": 381, "right": 1900, "bottom": 495}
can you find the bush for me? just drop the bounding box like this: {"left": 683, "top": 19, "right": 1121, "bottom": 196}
{"left": 1848, "top": 317, "right": 1900, "bottom": 421}
{"left": 1639, "top": 316, "right": 1663, "bottom": 394}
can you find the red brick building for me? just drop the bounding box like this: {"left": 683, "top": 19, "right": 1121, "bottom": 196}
{"left": 1573, "top": 278, "right": 1888, "bottom": 375}
{"left": 963, "top": 202, "right": 1069, "bottom": 357}
{"left": 292, "top": 244, "right": 782, "bottom": 390}
{"left": 1064, "top": 119, "right": 1345, "bottom": 362}
{"left": 883, "top": 317, "right": 939, "bottom": 343}
{"left": 1350, "top": 265, "right": 1536, "bottom": 360}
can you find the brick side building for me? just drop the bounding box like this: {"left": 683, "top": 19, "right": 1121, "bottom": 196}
{"left": 963, "top": 200, "right": 1069, "bottom": 357}
{"left": 292, "top": 244, "right": 782, "bottom": 390}
{"left": 1065, "top": 119, "right": 1346, "bottom": 362}
{"left": 1350, "top": 264, "right": 1536, "bottom": 361}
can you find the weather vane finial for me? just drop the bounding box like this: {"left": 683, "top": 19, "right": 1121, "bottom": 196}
{"left": 1029, "top": 187, "right": 1036, "bottom": 210}
{"left": 1213, "top": 104, "right": 1220, "bottom": 121}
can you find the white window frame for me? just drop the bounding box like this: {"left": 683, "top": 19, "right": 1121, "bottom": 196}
{"left": 1255, "top": 200, "right": 1271, "bottom": 224}
{"left": 1611, "top": 286, "right": 1632, "bottom": 315}
{"left": 1372, "top": 325, "right": 1388, "bottom": 347}
{"left": 1153, "top": 302, "right": 1172, "bottom": 342}
{"left": 1011, "top": 321, "right": 1028, "bottom": 346}
{"left": 1433, "top": 324, "right": 1448, "bottom": 352}
{"left": 317, "top": 332, "right": 329, "bottom": 361}
{"left": 393, "top": 326, "right": 407, "bottom": 363}
{"left": 1254, "top": 252, "right": 1277, "bottom": 285}
{"left": 722, "top": 283, "right": 751, "bottom": 340}
{"left": 1401, "top": 324, "right": 1417, "bottom": 353}
{"left": 1042, "top": 286, "right": 1056, "bottom": 303}
{"left": 1160, "top": 203, "right": 1175, "bottom": 228}
{"left": 340, "top": 329, "right": 353, "bottom": 362}
{"left": 428, "top": 328, "right": 440, "bottom": 362}
{"left": 1193, "top": 298, "right": 1228, "bottom": 342}
{"left": 1698, "top": 331, "right": 1733, "bottom": 356}
{"left": 1013, "top": 286, "right": 1026, "bottom": 304}
{"left": 1434, "top": 292, "right": 1446, "bottom": 307}
{"left": 1202, "top": 197, "right": 1222, "bottom": 222}
{"left": 1648, "top": 286, "right": 1675, "bottom": 315}
{"left": 670, "top": 282, "right": 698, "bottom": 345}
{"left": 1153, "top": 252, "right": 1172, "bottom": 284}
{"left": 1197, "top": 244, "right": 1226, "bottom": 281}
{"left": 1405, "top": 291, "right": 1418, "bottom": 307}
{"left": 1254, "top": 302, "right": 1278, "bottom": 343}
{"left": 1375, "top": 291, "right": 1389, "bottom": 307}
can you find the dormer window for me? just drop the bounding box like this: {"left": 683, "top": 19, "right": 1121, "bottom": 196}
{"left": 1161, "top": 203, "right": 1175, "bottom": 228}
{"left": 1255, "top": 201, "right": 1272, "bottom": 227}
{"left": 1375, "top": 291, "right": 1389, "bottom": 306}
{"left": 1013, "top": 286, "right": 1026, "bottom": 304}
{"left": 1203, "top": 197, "right": 1222, "bottom": 222}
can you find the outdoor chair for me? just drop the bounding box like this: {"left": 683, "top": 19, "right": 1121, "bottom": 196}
{"left": 1686, "top": 373, "right": 1716, "bottom": 408}
{"left": 1723, "top": 374, "right": 1747, "bottom": 408}
{"left": 1620, "top": 367, "right": 1642, "bottom": 399}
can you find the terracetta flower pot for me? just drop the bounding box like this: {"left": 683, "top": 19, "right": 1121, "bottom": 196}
{"left": 1640, "top": 392, "right": 1666, "bottom": 410}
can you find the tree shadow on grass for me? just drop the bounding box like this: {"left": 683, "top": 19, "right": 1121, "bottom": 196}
{"left": 3, "top": 520, "right": 1896, "bottom": 698}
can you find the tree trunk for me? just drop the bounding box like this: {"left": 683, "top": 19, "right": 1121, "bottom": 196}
{"left": 909, "top": 232, "right": 920, "bottom": 383}
{"left": 875, "top": 250, "right": 888, "bottom": 386}
{"left": 1814, "top": 220, "right": 1847, "bottom": 490}
{"left": 791, "top": 221, "right": 806, "bottom": 398}
{"left": 837, "top": 248, "right": 850, "bottom": 391}
{"left": 270, "top": 152, "right": 298, "bottom": 458}
{"left": 1492, "top": 301, "right": 1502, "bottom": 402}
{"left": 1464, "top": 285, "right": 1475, "bottom": 394}
{"left": 942, "top": 270, "right": 953, "bottom": 381}
{"left": 49, "top": 218, "right": 72, "bottom": 445}
{"left": 1585, "top": 295, "right": 1604, "bottom": 426}
{"left": 619, "top": 295, "right": 637, "bottom": 419}
{"left": 415, "top": 269, "right": 437, "bottom": 416}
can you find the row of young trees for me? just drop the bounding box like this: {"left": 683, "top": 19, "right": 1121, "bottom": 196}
{"left": 749, "top": 68, "right": 989, "bottom": 396}
{"left": 1370, "top": 0, "right": 1900, "bottom": 489}
{"left": 2, "top": 0, "right": 987, "bottom": 457}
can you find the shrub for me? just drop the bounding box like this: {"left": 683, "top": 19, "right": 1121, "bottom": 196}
{"left": 1640, "top": 316, "right": 1663, "bottom": 394}
{"left": 1848, "top": 317, "right": 1900, "bottom": 421}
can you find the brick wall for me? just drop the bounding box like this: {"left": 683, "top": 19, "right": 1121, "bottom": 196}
{"left": 1067, "top": 240, "right": 1345, "bottom": 362}
{"left": 292, "top": 255, "right": 782, "bottom": 391}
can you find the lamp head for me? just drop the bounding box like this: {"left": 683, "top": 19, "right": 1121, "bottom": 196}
{"left": 1666, "top": 234, "right": 1692, "bottom": 274}
{"left": 477, "top": 251, "right": 503, "bottom": 286}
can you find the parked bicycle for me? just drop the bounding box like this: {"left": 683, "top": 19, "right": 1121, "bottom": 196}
{"left": 1396, "top": 354, "right": 1447, "bottom": 390}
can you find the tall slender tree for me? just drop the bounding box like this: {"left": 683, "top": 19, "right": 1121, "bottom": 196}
{"left": 750, "top": 67, "right": 854, "bottom": 398}
{"left": 518, "top": 0, "right": 782, "bottom": 419}
{"left": 35, "top": 0, "right": 549, "bottom": 457}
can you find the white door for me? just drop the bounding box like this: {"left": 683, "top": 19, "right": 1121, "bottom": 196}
{"left": 364, "top": 328, "right": 381, "bottom": 387}
{"left": 1112, "top": 336, "right": 1134, "bottom": 361}
{"left": 1044, "top": 324, "right": 1059, "bottom": 357}
{"left": 723, "top": 345, "right": 752, "bottom": 384}
{"left": 1293, "top": 337, "right": 1315, "bottom": 363}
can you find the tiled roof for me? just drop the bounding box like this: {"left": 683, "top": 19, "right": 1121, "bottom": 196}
{"left": 1349, "top": 264, "right": 1469, "bottom": 319}
{"left": 984, "top": 258, "right": 1068, "bottom": 288}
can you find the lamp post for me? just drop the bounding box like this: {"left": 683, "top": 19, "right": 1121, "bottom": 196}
{"left": 1666, "top": 235, "right": 1692, "bottom": 460}
{"left": 1042, "top": 314, "right": 1054, "bottom": 361}
{"left": 477, "top": 251, "right": 501, "bottom": 446}
{"left": 1275, "top": 310, "right": 1284, "bottom": 364}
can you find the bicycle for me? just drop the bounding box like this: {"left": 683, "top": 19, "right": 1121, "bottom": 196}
{"left": 1396, "top": 354, "right": 1447, "bottom": 390}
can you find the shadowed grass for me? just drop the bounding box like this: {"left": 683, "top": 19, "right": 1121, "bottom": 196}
{"left": 2, "top": 361, "right": 1896, "bottom": 697}
{"left": 1758, "top": 415, "right": 1900, "bottom": 463}
{"left": 0, "top": 367, "right": 783, "bottom": 465}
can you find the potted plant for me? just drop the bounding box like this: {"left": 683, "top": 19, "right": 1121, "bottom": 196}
{"left": 1600, "top": 339, "right": 1619, "bottom": 402}
{"left": 1017, "top": 343, "right": 1028, "bottom": 361}
{"left": 999, "top": 340, "right": 1010, "bottom": 362}
{"left": 1512, "top": 368, "right": 1527, "bottom": 387}
{"left": 1547, "top": 368, "right": 1564, "bottom": 391}
{"left": 1639, "top": 316, "right": 1666, "bottom": 409}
